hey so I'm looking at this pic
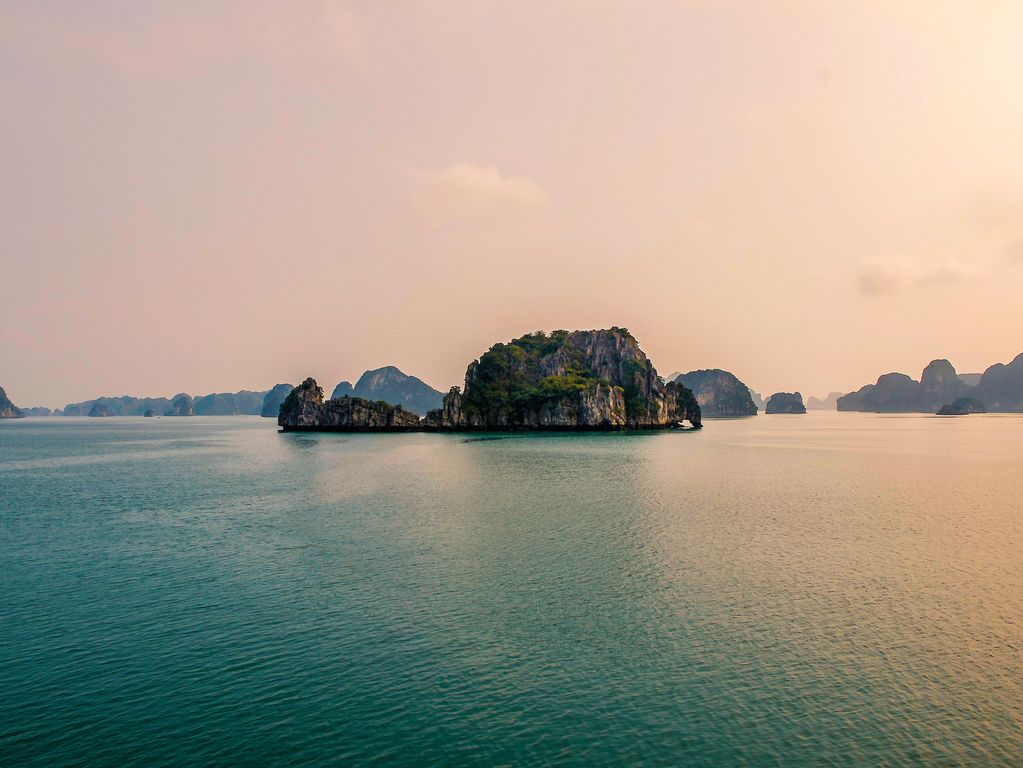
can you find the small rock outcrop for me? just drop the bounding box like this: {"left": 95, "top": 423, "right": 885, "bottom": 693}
{"left": 675, "top": 369, "right": 758, "bottom": 417}
{"left": 936, "top": 397, "right": 986, "bottom": 416}
{"left": 0, "top": 386, "right": 25, "bottom": 418}
{"left": 165, "top": 394, "right": 194, "bottom": 417}
{"left": 260, "top": 384, "right": 294, "bottom": 418}
{"left": 280, "top": 329, "right": 701, "bottom": 432}
{"left": 278, "top": 378, "right": 422, "bottom": 430}
{"left": 765, "top": 392, "right": 806, "bottom": 414}
{"left": 22, "top": 407, "right": 53, "bottom": 417}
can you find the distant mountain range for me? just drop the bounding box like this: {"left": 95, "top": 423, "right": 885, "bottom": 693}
{"left": 838, "top": 354, "right": 1023, "bottom": 413}
{"left": 331, "top": 366, "right": 444, "bottom": 416}
{"left": 59, "top": 387, "right": 290, "bottom": 417}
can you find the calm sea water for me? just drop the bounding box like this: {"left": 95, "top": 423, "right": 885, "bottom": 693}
{"left": 1, "top": 413, "right": 1021, "bottom": 766}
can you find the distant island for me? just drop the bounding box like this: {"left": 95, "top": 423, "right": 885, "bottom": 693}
{"left": 807, "top": 392, "right": 844, "bottom": 410}
{"left": 331, "top": 367, "right": 443, "bottom": 416}
{"left": 279, "top": 328, "right": 701, "bottom": 432}
{"left": 669, "top": 369, "right": 758, "bottom": 417}
{"left": 766, "top": 392, "right": 806, "bottom": 414}
{"left": 838, "top": 353, "right": 1023, "bottom": 414}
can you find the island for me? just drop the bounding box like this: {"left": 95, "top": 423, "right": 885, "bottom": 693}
{"left": 260, "top": 384, "right": 295, "bottom": 418}
{"left": 165, "top": 394, "right": 194, "bottom": 416}
{"left": 331, "top": 367, "right": 444, "bottom": 415}
{"left": 765, "top": 392, "right": 807, "bottom": 414}
{"left": 279, "top": 328, "right": 702, "bottom": 432}
{"left": 671, "top": 369, "right": 758, "bottom": 417}
{"left": 837, "top": 356, "right": 1023, "bottom": 413}
{"left": 936, "top": 397, "right": 986, "bottom": 416}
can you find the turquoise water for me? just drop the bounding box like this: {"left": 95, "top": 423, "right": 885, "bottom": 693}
{"left": 1, "top": 414, "right": 1021, "bottom": 766}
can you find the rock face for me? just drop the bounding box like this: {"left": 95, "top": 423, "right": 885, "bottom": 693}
{"left": 278, "top": 378, "right": 422, "bottom": 430}
{"left": 165, "top": 394, "right": 194, "bottom": 416}
{"left": 958, "top": 373, "right": 982, "bottom": 387}
{"left": 675, "top": 369, "right": 758, "bottom": 417}
{"left": 839, "top": 359, "right": 972, "bottom": 413}
{"left": 22, "top": 407, "right": 53, "bottom": 417}
{"left": 971, "top": 353, "right": 1023, "bottom": 412}
{"left": 143, "top": 409, "right": 156, "bottom": 417}
{"left": 806, "top": 392, "right": 844, "bottom": 410}
{"left": 423, "top": 329, "right": 701, "bottom": 430}
{"left": 281, "top": 329, "right": 701, "bottom": 432}
{"left": 260, "top": 384, "right": 294, "bottom": 418}
{"left": 766, "top": 392, "right": 806, "bottom": 414}
{"left": 0, "top": 386, "right": 25, "bottom": 418}
{"left": 88, "top": 402, "right": 114, "bottom": 417}
{"left": 937, "top": 397, "right": 986, "bottom": 416}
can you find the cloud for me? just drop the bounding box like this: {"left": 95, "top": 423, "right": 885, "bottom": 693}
{"left": 409, "top": 163, "right": 550, "bottom": 223}
{"left": 413, "top": 164, "right": 549, "bottom": 215}
{"left": 857, "top": 256, "right": 990, "bottom": 296}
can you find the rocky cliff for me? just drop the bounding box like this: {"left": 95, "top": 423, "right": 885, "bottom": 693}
{"left": 261, "top": 384, "right": 294, "bottom": 418}
{"left": 765, "top": 392, "right": 806, "bottom": 414}
{"left": 423, "top": 329, "right": 700, "bottom": 430}
{"left": 165, "top": 394, "right": 194, "bottom": 416}
{"left": 281, "top": 329, "right": 701, "bottom": 431}
{"left": 21, "top": 407, "right": 53, "bottom": 417}
{"left": 278, "top": 378, "right": 422, "bottom": 430}
{"left": 0, "top": 386, "right": 24, "bottom": 418}
{"left": 675, "top": 369, "right": 757, "bottom": 417}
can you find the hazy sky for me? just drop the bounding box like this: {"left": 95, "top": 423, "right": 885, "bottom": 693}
{"left": 3, "top": 1, "right": 1023, "bottom": 408}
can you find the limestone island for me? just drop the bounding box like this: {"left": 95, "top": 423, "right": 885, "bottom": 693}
{"left": 765, "top": 392, "right": 807, "bottom": 414}
{"left": 279, "top": 328, "right": 702, "bottom": 432}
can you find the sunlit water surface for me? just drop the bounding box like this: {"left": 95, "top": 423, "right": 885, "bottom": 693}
{"left": 1, "top": 414, "right": 1021, "bottom": 765}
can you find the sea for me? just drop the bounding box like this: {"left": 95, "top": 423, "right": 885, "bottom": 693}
{"left": 1, "top": 413, "right": 1021, "bottom": 766}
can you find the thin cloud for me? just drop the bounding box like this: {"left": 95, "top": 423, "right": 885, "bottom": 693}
{"left": 413, "top": 164, "right": 549, "bottom": 215}
{"left": 1004, "top": 240, "right": 1023, "bottom": 264}
{"left": 857, "top": 256, "right": 990, "bottom": 296}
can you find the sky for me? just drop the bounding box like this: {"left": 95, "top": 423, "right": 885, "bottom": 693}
{"left": 2, "top": 1, "right": 1023, "bottom": 409}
